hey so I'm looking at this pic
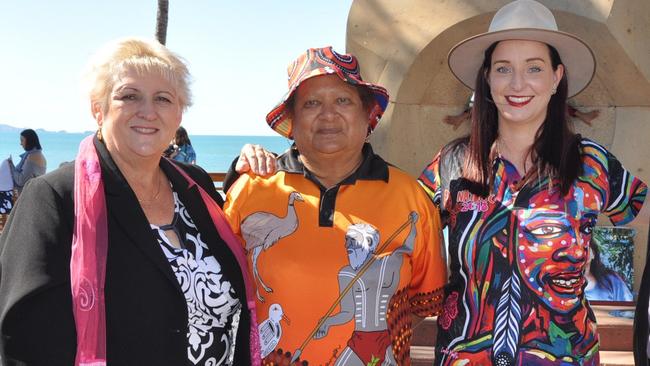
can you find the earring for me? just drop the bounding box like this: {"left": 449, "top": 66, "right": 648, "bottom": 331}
{"left": 96, "top": 128, "right": 103, "bottom": 142}
{"left": 551, "top": 87, "right": 557, "bottom": 95}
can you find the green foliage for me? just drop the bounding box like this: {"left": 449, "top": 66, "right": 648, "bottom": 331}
{"left": 592, "top": 226, "right": 635, "bottom": 287}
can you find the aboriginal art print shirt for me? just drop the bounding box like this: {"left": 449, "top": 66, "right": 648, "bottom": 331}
{"left": 419, "top": 138, "right": 647, "bottom": 366}
{"left": 224, "top": 144, "right": 447, "bottom": 366}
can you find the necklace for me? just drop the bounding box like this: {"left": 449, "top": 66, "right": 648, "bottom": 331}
{"left": 137, "top": 173, "right": 163, "bottom": 206}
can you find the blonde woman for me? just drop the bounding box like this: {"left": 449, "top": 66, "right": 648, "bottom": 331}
{"left": 0, "top": 38, "right": 259, "bottom": 366}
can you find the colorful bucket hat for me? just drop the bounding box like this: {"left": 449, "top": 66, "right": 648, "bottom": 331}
{"left": 266, "top": 46, "right": 389, "bottom": 139}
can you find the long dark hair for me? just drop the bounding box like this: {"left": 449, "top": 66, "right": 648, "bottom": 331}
{"left": 174, "top": 126, "right": 192, "bottom": 146}
{"left": 464, "top": 42, "right": 581, "bottom": 196}
{"left": 20, "top": 129, "right": 42, "bottom": 151}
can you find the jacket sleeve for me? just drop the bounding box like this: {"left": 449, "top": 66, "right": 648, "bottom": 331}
{"left": 0, "top": 173, "right": 77, "bottom": 365}
{"left": 580, "top": 139, "right": 647, "bottom": 225}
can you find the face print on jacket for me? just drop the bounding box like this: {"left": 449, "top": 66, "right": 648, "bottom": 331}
{"left": 512, "top": 185, "right": 597, "bottom": 314}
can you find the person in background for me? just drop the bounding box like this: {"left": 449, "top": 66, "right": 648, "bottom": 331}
{"left": 7, "top": 129, "right": 46, "bottom": 193}
{"left": 0, "top": 37, "right": 259, "bottom": 366}
{"left": 584, "top": 239, "right": 633, "bottom": 302}
{"left": 223, "top": 46, "right": 447, "bottom": 365}
{"left": 418, "top": 1, "right": 646, "bottom": 365}
{"left": 170, "top": 126, "right": 196, "bottom": 164}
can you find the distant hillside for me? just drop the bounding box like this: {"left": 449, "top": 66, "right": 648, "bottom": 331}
{"left": 0, "top": 124, "right": 22, "bottom": 133}
{"left": 0, "top": 124, "right": 91, "bottom": 134}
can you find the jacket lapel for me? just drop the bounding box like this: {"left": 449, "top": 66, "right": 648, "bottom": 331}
{"left": 161, "top": 160, "right": 248, "bottom": 301}
{"left": 160, "top": 160, "right": 223, "bottom": 263}
{"left": 94, "top": 138, "right": 181, "bottom": 290}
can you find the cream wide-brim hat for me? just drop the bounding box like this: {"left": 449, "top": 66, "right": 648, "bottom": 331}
{"left": 448, "top": 0, "right": 596, "bottom": 98}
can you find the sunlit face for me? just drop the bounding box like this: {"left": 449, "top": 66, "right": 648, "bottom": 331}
{"left": 94, "top": 67, "right": 182, "bottom": 163}
{"left": 488, "top": 40, "right": 563, "bottom": 129}
{"left": 291, "top": 75, "right": 369, "bottom": 161}
{"left": 514, "top": 188, "right": 596, "bottom": 313}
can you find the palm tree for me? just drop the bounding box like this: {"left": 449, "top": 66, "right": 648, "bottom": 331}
{"left": 155, "top": 0, "right": 169, "bottom": 45}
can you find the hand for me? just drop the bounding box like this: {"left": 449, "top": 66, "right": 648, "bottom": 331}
{"left": 409, "top": 211, "right": 419, "bottom": 224}
{"left": 313, "top": 321, "right": 330, "bottom": 339}
{"left": 236, "top": 144, "right": 277, "bottom": 176}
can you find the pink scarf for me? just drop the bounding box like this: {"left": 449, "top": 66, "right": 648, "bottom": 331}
{"left": 71, "top": 135, "right": 108, "bottom": 366}
{"left": 70, "top": 135, "right": 261, "bottom": 365}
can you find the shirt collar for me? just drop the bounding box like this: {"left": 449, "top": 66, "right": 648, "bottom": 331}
{"left": 276, "top": 143, "right": 389, "bottom": 186}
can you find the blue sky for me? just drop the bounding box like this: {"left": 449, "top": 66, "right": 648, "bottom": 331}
{"left": 0, "top": 1, "right": 353, "bottom": 135}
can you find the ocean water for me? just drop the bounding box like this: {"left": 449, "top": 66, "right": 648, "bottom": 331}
{"left": 0, "top": 130, "right": 292, "bottom": 173}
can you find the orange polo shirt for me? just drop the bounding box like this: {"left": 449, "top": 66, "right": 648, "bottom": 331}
{"left": 224, "top": 144, "right": 446, "bottom": 365}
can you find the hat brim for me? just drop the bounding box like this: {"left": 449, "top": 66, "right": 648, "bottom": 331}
{"left": 266, "top": 70, "right": 389, "bottom": 139}
{"left": 448, "top": 28, "right": 596, "bottom": 98}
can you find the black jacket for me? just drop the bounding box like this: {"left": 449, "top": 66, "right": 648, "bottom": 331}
{"left": 0, "top": 139, "right": 251, "bottom": 365}
{"left": 635, "top": 233, "right": 650, "bottom": 366}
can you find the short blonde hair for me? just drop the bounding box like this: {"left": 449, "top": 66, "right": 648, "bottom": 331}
{"left": 83, "top": 37, "right": 192, "bottom": 114}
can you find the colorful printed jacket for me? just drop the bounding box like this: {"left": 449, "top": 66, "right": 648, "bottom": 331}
{"left": 419, "top": 138, "right": 647, "bottom": 366}
{"left": 225, "top": 144, "right": 447, "bottom": 365}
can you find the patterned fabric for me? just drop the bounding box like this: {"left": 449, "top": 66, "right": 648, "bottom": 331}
{"left": 0, "top": 190, "right": 12, "bottom": 214}
{"left": 152, "top": 192, "right": 242, "bottom": 365}
{"left": 265, "top": 46, "right": 389, "bottom": 139}
{"left": 224, "top": 144, "right": 447, "bottom": 365}
{"left": 418, "top": 138, "right": 647, "bottom": 366}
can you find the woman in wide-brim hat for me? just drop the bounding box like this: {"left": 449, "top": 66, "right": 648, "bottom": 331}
{"left": 223, "top": 46, "right": 448, "bottom": 365}
{"left": 418, "top": 0, "right": 647, "bottom": 365}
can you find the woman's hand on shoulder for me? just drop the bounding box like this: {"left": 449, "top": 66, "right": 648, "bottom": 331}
{"left": 236, "top": 144, "right": 277, "bottom": 176}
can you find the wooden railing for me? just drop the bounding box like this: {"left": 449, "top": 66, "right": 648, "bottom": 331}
{"left": 0, "top": 213, "right": 7, "bottom": 233}
{"left": 209, "top": 172, "right": 227, "bottom": 192}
